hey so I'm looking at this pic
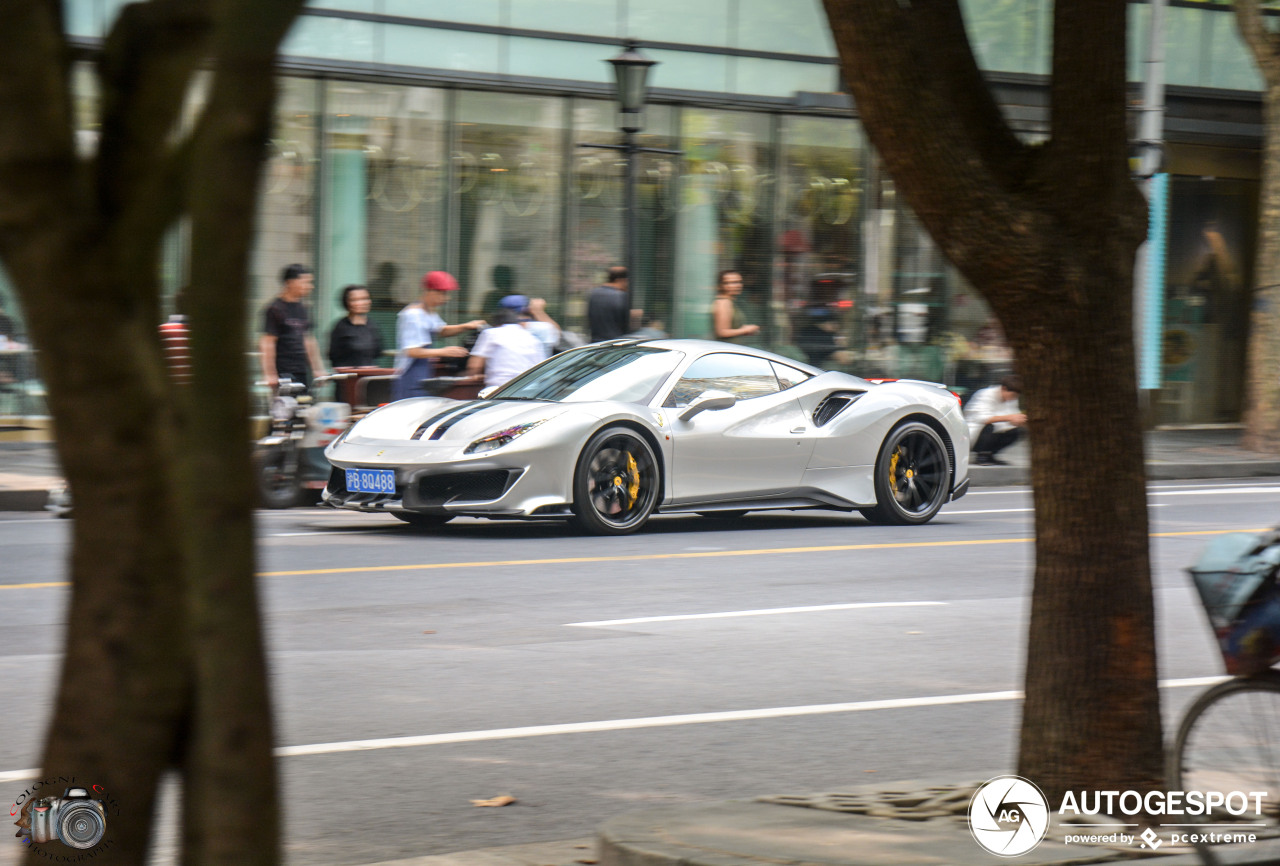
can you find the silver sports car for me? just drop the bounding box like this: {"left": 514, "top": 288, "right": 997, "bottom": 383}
{"left": 323, "top": 339, "right": 970, "bottom": 534}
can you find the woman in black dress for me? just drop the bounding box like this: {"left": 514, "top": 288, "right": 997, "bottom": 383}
{"left": 328, "top": 284, "right": 384, "bottom": 368}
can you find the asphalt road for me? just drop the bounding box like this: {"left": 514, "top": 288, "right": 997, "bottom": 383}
{"left": 0, "top": 481, "right": 1277, "bottom": 865}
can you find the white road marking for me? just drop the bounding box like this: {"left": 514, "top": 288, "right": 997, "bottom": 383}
{"left": 567, "top": 601, "right": 947, "bottom": 628}
{"left": 1151, "top": 487, "right": 1280, "bottom": 497}
{"left": 268, "top": 529, "right": 387, "bottom": 537}
{"left": 0, "top": 675, "right": 1231, "bottom": 777}
{"left": 949, "top": 505, "right": 1167, "bottom": 515}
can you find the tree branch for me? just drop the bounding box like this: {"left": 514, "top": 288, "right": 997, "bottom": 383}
{"left": 0, "top": 1, "right": 80, "bottom": 266}
{"left": 1235, "top": 0, "right": 1280, "bottom": 84}
{"left": 820, "top": 0, "right": 1047, "bottom": 295}
{"left": 97, "top": 0, "right": 213, "bottom": 262}
{"left": 1045, "top": 0, "right": 1139, "bottom": 217}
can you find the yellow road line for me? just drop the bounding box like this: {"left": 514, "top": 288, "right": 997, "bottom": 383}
{"left": 259, "top": 527, "right": 1266, "bottom": 577}
{"left": 2, "top": 527, "right": 1266, "bottom": 589}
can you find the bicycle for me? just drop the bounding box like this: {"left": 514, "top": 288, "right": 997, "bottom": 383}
{"left": 1166, "top": 530, "right": 1280, "bottom": 833}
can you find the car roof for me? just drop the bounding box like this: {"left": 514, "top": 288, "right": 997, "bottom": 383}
{"left": 596, "top": 338, "right": 825, "bottom": 375}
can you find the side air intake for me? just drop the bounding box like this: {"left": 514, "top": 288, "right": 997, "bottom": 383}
{"left": 813, "top": 391, "right": 865, "bottom": 427}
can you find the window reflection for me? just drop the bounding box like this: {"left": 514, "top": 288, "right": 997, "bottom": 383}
{"left": 664, "top": 353, "right": 780, "bottom": 407}
{"left": 454, "top": 92, "right": 566, "bottom": 326}
{"left": 320, "top": 81, "right": 448, "bottom": 359}
{"left": 675, "top": 109, "right": 775, "bottom": 346}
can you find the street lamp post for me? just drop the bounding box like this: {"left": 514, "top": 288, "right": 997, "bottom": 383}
{"left": 579, "top": 40, "right": 681, "bottom": 319}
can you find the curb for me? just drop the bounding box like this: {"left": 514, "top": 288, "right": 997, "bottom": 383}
{"left": 597, "top": 799, "right": 1280, "bottom": 866}
{"left": 964, "top": 460, "right": 1280, "bottom": 488}
{"left": 0, "top": 488, "right": 49, "bottom": 512}
{"left": 3, "top": 461, "right": 1280, "bottom": 511}
{"left": 349, "top": 837, "right": 597, "bottom": 866}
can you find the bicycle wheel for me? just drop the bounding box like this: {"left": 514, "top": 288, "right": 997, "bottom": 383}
{"left": 1168, "top": 670, "right": 1280, "bottom": 825}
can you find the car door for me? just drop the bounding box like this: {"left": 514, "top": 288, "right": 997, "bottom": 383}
{"left": 663, "top": 353, "right": 815, "bottom": 504}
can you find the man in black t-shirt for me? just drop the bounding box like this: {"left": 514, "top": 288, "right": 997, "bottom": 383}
{"left": 260, "top": 263, "right": 327, "bottom": 390}
{"left": 587, "top": 265, "right": 633, "bottom": 343}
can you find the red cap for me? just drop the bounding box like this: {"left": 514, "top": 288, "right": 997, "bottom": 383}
{"left": 422, "top": 271, "right": 459, "bottom": 292}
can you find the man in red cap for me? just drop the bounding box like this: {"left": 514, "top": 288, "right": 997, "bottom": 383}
{"left": 393, "top": 271, "right": 485, "bottom": 400}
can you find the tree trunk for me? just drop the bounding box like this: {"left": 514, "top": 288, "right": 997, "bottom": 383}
{"left": 1236, "top": 0, "right": 1280, "bottom": 453}
{"left": 1014, "top": 280, "right": 1160, "bottom": 795}
{"left": 822, "top": 0, "right": 1163, "bottom": 799}
{"left": 0, "top": 2, "right": 303, "bottom": 862}
{"left": 23, "top": 260, "right": 191, "bottom": 864}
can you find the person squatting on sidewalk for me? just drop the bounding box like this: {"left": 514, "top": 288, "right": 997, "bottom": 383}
{"left": 964, "top": 374, "right": 1025, "bottom": 465}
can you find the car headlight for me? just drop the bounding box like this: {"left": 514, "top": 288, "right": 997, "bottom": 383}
{"left": 464, "top": 419, "right": 549, "bottom": 454}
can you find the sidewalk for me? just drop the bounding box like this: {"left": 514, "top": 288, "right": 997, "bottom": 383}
{"left": 4, "top": 428, "right": 1280, "bottom": 512}
{"left": 593, "top": 791, "right": 1280, "bottom": 866}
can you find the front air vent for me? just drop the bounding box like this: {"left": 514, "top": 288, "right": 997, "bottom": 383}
{"left": 813, "top": 391, "right": 865, "bottom": 427}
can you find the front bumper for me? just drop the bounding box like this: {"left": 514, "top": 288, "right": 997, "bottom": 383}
{"left": 323, "top": 436, "right": 581, "bottom": 518}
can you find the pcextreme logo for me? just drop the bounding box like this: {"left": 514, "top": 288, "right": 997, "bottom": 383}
{"left": 969, "top": 776, "right": 1051, "bottom": 856}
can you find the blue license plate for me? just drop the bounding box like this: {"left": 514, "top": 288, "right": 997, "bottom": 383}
{"left": 346, "top": 468, "right": 396, "bottom": 494}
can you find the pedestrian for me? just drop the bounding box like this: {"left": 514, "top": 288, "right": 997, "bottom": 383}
{"left": 964, "top": 374, "right": 1026, "bottom": 465}
{"left": 328, "top": 284, "right": 384, "bottom": 369}
{"left": 587, "top": 265, "right": 634, "bottom": 342}
{"left": 498, "top": 294, "right": 561, "bottom": 355}
{"left": 393, "top": 271, "right": 485, "bottom": 400}
{"left": 158, "top": 289, "right": 190, "bottom": 385}
{"left": 259, "top": 263, "right": 327, "bottom": 390}
{"left": 711, "top": 269, "right": 759, "bottom": 342}
{"left": 465, "top": 306, "right": 549, "bottom": 389}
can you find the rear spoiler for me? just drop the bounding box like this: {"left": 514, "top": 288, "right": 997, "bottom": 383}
{"left": 865, "top": 378, "right": 962, "bottom": 404}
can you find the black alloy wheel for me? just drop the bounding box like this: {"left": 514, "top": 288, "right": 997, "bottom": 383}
{"left": 393, "top": 512, "right": 453, "bottom": 529}
{"left": 571, "top": 426, "right": 660, "bottom": 535}
{"left": 860, "top": 420, "right": 951, "bottom": 525}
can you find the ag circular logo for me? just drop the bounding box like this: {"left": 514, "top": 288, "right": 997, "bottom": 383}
{"left": 969, "top": 775, "right": 1050, "bottom": 857}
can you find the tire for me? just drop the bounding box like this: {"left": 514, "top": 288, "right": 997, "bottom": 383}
{"left": 570, "top": 426, "right": 661, "bottom": 535}
{"left": 697, "top": 511, "right": 748, "bottom": 520}
{"left": 860, "top": 421, "right": 951, "bottom": 525}
{"left": 255, "top": 442, "right": 302, "bottom": 509}
{"left": 393, "top": 513, "right": 454, "bottom": 530}
{"left": 1168, "top": 671, "right": 1280, "bottom": 825}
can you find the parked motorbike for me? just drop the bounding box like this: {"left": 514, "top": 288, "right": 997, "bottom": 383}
{"left": 254, "top": 374, "right": 354, "bottom": 509}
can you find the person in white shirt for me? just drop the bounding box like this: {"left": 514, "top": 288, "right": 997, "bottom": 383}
{"left": 498, "top": 294, "right": 560, "bottom": 355}
{"left": 964, "top": 374, "right": 1026, "bottom": 465}
{"left": 466, "top": 308, "right": 549, "bottom": 389}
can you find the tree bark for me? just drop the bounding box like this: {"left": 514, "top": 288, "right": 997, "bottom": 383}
{"left": 1236, "top": 0, "right": 1280, "bottom": 453}
{"left": 822, "top": 0, "right": 1163, "bottom": 798}
{"left": 0, "top": 2, "right": 302, "bottom": 862}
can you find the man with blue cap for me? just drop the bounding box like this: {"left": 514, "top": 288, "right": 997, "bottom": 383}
{"left": 498, "top": 294, "right": 560, "bottom": 355}
{"left": 466, "top": 294, "right": 555, "bottom": 389}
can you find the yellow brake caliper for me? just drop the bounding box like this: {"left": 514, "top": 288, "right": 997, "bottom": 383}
{"left": 626, "top": 452, "right": 640, "bottom": 506}
{"left": 888, "top": 448, "right": 901, "bottom": 490}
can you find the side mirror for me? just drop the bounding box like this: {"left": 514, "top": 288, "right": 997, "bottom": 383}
{"left": 679, "top": 390, "right": 737, "bottom": 421}
{"left": 478, "top": 386, "right": 496, "bottom": 399}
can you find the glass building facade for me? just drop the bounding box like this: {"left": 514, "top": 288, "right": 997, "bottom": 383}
{"left": 0, "top": 0, "right": 1268, "bottom": 425}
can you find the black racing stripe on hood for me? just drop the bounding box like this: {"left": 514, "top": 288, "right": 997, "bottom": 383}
{"left": 410, "top": 402, "right": 481, "bottom": 441}
{"left": 428, "top": 401, "right": 502, "bottom": 440}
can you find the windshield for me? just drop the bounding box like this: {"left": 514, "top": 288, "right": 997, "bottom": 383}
{"left": 491, "top": 345, "right": 684, "bottom": 404}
